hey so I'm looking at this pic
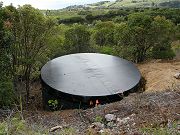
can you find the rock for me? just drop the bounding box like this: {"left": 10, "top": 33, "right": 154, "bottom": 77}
{"left": 132, "top": 123, "right": 136, "bottom": 126}
{"left": 130, "top": 113, "right": 136, "bottom": 117}
{"left": 167, "top": 119, "right": 173, "bottom": 129}
{"left": 110, "top": 110, "right": 119, "bottom": 113}
{"left": 117, "top": 117, "right": 131, "bottom": 125}
{"left": 90, "top": 122, "right": 104, "bottom": 131}
{"left": 50, "top": 126, "right": 63, "bottom": 132}
{"left": 99, "top": 129, "right": 104, "bottom": 134}
{"left": 117, "top": 118, "right": 121, "bottom": 122}
{"left": 105, "top": 114, "right": 116, "bottom": 122}
{"left": 98, "top": 129, "right": 111, "bottom": 134}
{"left": 107, "top": 122, "right": 115, "bottom": 128}
{"left": 174, "top": 73, "right": 180, "bottom": 79}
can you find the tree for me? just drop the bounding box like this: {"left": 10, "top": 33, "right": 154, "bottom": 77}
{"left": 3, "top": 5, "right": 56, "bottom": 103}
{"left": 115, "top": 13, "right": 155, "bottom": 62}
{"left": 0, "top": 3, "right": 14, "bottom": 107}
{"left": 175, "top": 24, "right": 180, "bottom": 40}
{"left": 114, "top": 23, "right": 135, "bottom": 60}
{"left": 151, "top": 16, "right": 175, "bottom": 59}
{"left": 112, "top": 16, "right": 125, "bottom": 23}
{"left": 93, "top": 21, "right": 115, "bottom": 46}
{"left": 45, "top": 24, "right": 66, "bottom": 59}
{"left": 114, "top": 13, "right": 176, "bottom": 62}
{"left": 64, "top": 24, "right": 91, "bottom": 53}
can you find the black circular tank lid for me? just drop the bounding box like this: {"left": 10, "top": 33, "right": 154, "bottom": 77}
{"left": 41, "top": 53, "right": 141, "bottom": 97}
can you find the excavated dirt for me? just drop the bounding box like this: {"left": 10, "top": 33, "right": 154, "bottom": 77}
{"left": 138, "top": 60, "right": 180, "bottom": 92}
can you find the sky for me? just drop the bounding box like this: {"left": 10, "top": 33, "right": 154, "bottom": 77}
{"left": 1, "top": 0, "right": 115, "bottom": 9}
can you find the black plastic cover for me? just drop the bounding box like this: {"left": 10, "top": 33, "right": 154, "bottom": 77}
{"left": 41, "top": 53, "right": 141, "bottom": 97}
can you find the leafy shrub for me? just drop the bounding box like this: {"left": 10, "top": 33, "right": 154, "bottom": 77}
{"left": 64, "top": 24, "right": 91, "bottom": 53}
{"left": 0, "top": 81, "right": 14, "bottom": 107}
{"left": 99, "top": 46, "right": 117, "bottom": 55}
{"left": 152, "top": 49, "right": 175, "bottom": 59}
{"left": 93, "top": 21, "right": 115, "bottom": 46}
{"left": 112, "top": 16, "right": 125, "bottom": 23}
{"left": 59, "top": 16, "right": 85, "bottom": 24}
{"left": 78, "top": 10, "right": 92, "bottom": 15}
{"left": 0, "top": 53, "right": 14, "bottom": 107}
{"left": 48, "top": 99, "right": 58, "bottom": 111}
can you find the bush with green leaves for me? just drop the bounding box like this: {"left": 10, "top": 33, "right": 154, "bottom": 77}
{"left": 152, "top": 46, "right": 175, "bottom": 59}
{"left": 0, "top": 4, "right": 14, "bottom": 107}
{"left": 93, "top": 21, "right": 115, "bottom": 46}
{"left": 64, "top": 24, "right": 91, "bottom": 53}
{"left": 114, "top": 14, "right": 176, "bottom": 62}
{"left": 98, "top": 46, "right": 117, "bottom": 56}
{"left": 151, "top": 16, "right": 176, "bottom": 59}
{"left": 48, "top": 99, "right": 59, "bottom": 111}
{"left": 0, "top": 80, "right": 14, "bottom": 107}
{"left": 0, "top": 46, "right": 14, "bottom": 107}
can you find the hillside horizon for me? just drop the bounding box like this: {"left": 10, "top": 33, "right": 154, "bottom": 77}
{"left": 64, "top": 0, "right": 180, "bottom": 10}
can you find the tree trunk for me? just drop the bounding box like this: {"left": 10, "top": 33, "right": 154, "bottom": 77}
{"left": 25, "top": 76, "right": 30, "bottom": 104}
{"left": 25, "top": 65, "right": 31, "bottom": 104}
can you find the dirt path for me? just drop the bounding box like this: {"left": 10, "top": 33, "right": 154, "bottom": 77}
{"left": 138, "top": 60, "right": 180, "bottom": 92}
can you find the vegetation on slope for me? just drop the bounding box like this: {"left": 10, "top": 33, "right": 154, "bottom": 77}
{"left": 108, "top": 0, "right": 180, "bottom": 8}
{"left": 63, "top": 0, "right": 180, "bottom": 10}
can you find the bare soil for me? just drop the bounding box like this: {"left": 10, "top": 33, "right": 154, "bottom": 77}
{"left": 138, "top": 60, "right": 180, "bottom": 92}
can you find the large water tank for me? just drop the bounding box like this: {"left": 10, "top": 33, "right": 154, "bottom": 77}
{"left": 41, "top": 53, "right": 141, "bottom": 110}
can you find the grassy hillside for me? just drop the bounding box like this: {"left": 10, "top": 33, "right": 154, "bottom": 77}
{"left": 88, "top": 0, "right": 180, "bottom": 8}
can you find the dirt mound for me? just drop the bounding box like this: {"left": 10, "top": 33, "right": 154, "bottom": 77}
{"left": 138, "top": 60, "right": 180, "bottom": 92}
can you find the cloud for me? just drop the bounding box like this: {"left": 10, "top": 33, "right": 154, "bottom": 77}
{"left": 1, "top": 0, "right": 114, "bottom": 9}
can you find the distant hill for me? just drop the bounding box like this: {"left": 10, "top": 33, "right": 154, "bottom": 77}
{"left": 108, "top": 0, "right": 180, "bottom": 8}
{"left": 63, "top": 0, "right": 180, "bottom": 10}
